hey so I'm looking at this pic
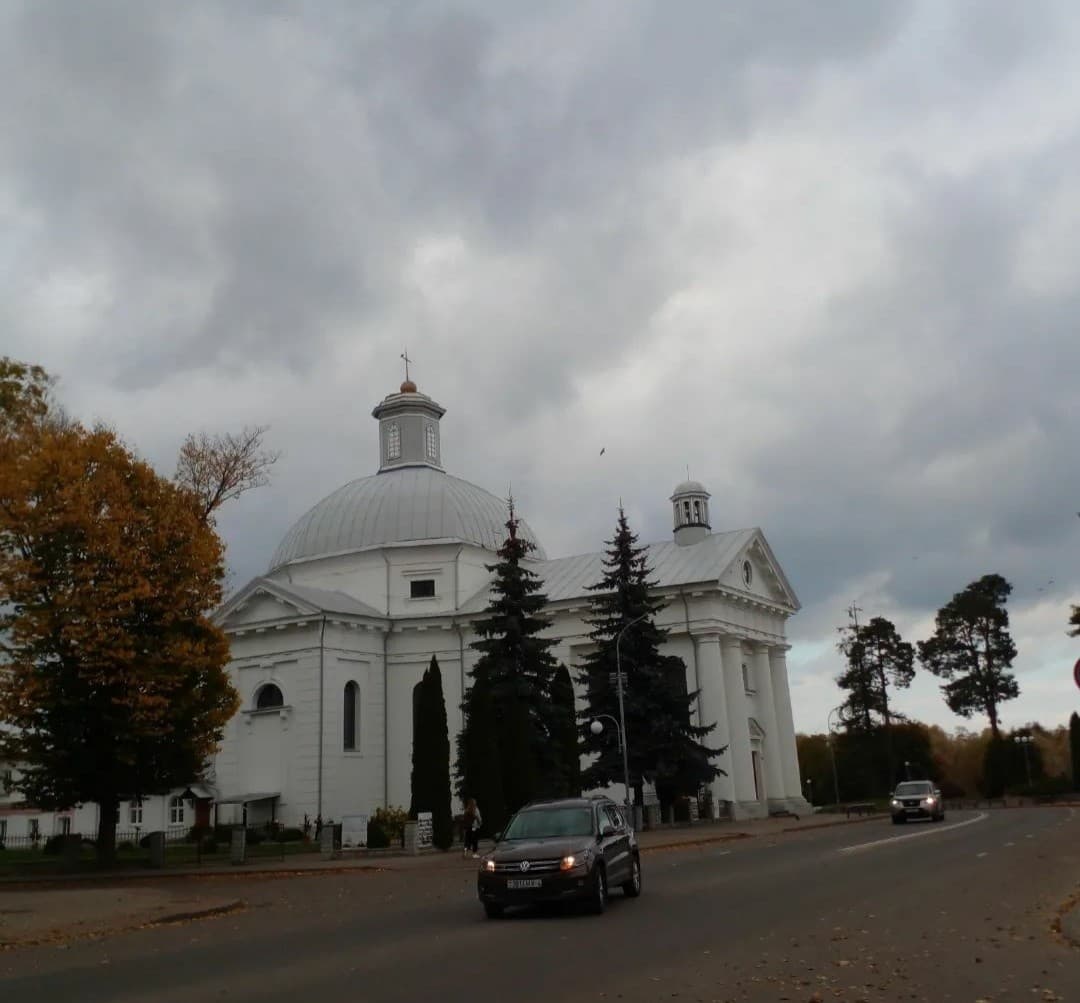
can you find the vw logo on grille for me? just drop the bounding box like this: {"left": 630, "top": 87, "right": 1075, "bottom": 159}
{"left": 519, "top": 860, "right": 531, "bottom": 872}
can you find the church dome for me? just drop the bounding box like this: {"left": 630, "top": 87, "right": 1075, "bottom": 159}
{"left": 269, "top": 466, "right": 547, "bottom": 570}
{"left": 671, "top": 479, "right": 708, "bottom": 498}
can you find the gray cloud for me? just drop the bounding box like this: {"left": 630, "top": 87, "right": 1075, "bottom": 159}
{"left": 3, "top": 0, "right": 1079, "bottom": 734}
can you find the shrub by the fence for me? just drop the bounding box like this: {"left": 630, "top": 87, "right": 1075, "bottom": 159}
{"left": 273, "top": 827, "right": 305, "bottom": 843}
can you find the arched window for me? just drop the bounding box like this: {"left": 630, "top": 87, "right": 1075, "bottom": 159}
{"left": 425, "top": 423, "right": 437, "bottom": 459}
{"left": 387, "top": 422, "right": 401, "bottom": 460}
{"left": 692, "top": 499, "right": 701, "bottom": 522}
{"left": 169, "top": 796, "right": 186, "bottom": 826}
{"left": 344, "top": 681, "right": 360, "bottom": 750}
{"left": 256, "top": 683, "right": 284, "bottom": 710}
{"left": 682, "top": 500, "right": 691, "bottom": 524}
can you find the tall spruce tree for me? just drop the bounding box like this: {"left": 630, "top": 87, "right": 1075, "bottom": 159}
{"left": 409, "top": 657, "right": 453, "bottom": 849}
{"left": 1070, "top": 712, "right": 1080, "bottom": 793}
{"left": 917, "top": 574, "right": 1018, "bottom": 738}
{"left": 456, "top": 502, "right": 562, "bottom": 822}
{"left": 578, "top": 508, "right": 721, "bottom": 807}
{"left": 455, "top": 665, "right": 505, "bottom": 834}
{"left": 550, "top": 664, "right": 581, "bottom": 797}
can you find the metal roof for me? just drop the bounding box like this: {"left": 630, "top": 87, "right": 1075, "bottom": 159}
{"left": 529, "top": 529, "right": 757, "bottom": 603}
{"left": 269, "top": 466, "right": 546, "bottom": 570}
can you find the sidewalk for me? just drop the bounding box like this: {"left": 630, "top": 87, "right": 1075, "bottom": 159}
{"left": 0, "top": 811, "right": 885, "bottom": 948}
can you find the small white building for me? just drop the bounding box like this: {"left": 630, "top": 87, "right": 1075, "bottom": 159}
{"left": 212, "top": 379, "right": 809, "bottom": 826}
{"left": 0, "top": 762, "right": 205, "bottom": 845}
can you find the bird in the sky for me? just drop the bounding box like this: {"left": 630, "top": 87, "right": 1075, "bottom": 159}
{"left": 599, "top": 447, "right": 605, "bottom": 456}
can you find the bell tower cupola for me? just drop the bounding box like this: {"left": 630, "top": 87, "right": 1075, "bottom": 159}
{"left": 371, "top": 376, "right": 446, "bottom": 473}
{"left": 671, "top": 479, "right": 711, "bottom": 546}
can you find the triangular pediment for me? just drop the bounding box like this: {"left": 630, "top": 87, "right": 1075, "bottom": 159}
{"left": 720, "top": 529, "right": 800, "bottom": 611}
{"left": 214, "top": 578, "right": 320, "bottom": 629}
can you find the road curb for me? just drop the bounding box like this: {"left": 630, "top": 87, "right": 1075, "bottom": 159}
{"left": 780, "top": 813, "right": 887, "bottom": 834}
{"left": 0, "top": 898, "right": 245, "bottom": 951}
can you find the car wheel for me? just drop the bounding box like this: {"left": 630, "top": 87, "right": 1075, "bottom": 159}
{"left": 483, "top": 902, "right": 504, "bottom": 919}
{"left": 588, "top": 866, "right": 607, "bottom": 915}
{"left": 622, "top": 855, "right": 642, "bottom": 898}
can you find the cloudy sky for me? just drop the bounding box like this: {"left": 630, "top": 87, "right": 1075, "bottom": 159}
{"left": 4, "top": 1, "right": 1079, "bottom": 736}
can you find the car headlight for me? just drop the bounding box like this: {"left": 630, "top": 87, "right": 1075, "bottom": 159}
{"left": 483, "top": 858, "right": 495, "bottom": 872}
{"left": 890, "top": 799, "right": 901, "bottom": 806}
{"left": 560, "top": 848, "right": 591, "bottom": 872}
{"left": 924, "top": 797, "right": 936, "bottom": 805}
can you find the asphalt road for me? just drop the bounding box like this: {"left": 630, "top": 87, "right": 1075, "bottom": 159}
{"left": 2, "top": 807, "right": 1077, "bottom": 1002}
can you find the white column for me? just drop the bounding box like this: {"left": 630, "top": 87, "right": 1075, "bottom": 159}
{"left": 721, "top": 636, "right": 757, "bottom": 809}
{"left": 752, "top": 644, "right": 786, "bottom": 809}
{"left": 695, "top": 633, "right": 734, "bottom": 807}
{"left": 769, "top": 647, "right": 806, "bottom": 805}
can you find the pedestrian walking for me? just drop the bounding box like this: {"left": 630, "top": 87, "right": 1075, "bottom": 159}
{"left": 463, "top": 798, "right": 482, "bottom": 858}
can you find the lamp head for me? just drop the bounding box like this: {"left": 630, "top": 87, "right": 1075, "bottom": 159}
{"left": 590, "top": 720, "right": 603, "bottom": 736}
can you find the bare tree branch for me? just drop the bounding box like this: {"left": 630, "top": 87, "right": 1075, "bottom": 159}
{"left": 175, "top": 425, "right": 281, "bottom": 523}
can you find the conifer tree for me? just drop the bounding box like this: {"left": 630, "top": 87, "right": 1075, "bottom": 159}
{"left": 409, "top": 656, "right": 453, "bottom": 849}
{"left": 836, "top": 614, "right": 915, "bottom": 788}
{"left": 578, "top": 508, "right": 721, "bottom": 806}
{"left": 456, "top": 666, "right": 505, "bottom": 834}
{"left": 917, "top": 574, "right": 1018, "bottom": 738}
{"left": 457, "top": 502, "right": 561, "bottom": 821}
{"left": 550, "top": 664, "right": 581, "bottom": 797}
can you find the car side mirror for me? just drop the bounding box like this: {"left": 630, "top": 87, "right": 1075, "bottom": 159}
{"left": 599, "top": 824, "right": 615, "bottom": 839}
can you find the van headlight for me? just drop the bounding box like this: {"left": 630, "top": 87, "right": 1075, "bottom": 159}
{"left": 483, "top": 858, "right": 495, "bottom": 873}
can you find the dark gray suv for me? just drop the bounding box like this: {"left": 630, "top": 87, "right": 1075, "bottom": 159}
{"left": 477, "top": 795, "right": 642, "bottom": 918}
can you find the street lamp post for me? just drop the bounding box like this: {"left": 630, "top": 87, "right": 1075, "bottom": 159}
{"left": 1014, "top": 734, "right": 1034, "bottom": 787}
{"left": 592, "top": 611, "right": 650, "bottom": 821}
{"left": 614, "top": 612, "right": 648, "bottom": 814}
{"left": 826, "top": 706, "right": 843, "bottom": 807}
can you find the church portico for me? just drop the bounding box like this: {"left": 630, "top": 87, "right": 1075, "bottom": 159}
{"left": 212, "top": 377, "right": 809, "bottom": 830}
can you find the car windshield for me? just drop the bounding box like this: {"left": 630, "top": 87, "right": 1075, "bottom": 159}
{"left": 895, "top": 782, "right": 933, "bottom": 796}
{"left": 502, "top": 807, "right": 594, "bottom": 840}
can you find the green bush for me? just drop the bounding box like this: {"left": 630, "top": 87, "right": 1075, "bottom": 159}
{"left": 366, "top": 818, "right": 390, "bottom": 848}
{"left": 244, "top": 827, "right": 264, "bottom": 845}
{"left": 43, "top": 834, "right": 82, "bottom": 856}
{"left": 273, "top": 827, "right": 305, "bottom": 843}
{"left": 371, "top": 805, "right": 408, "bottom": 846}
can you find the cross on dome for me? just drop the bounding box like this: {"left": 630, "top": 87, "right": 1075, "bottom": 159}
{"left": 399, "top": 349, "right": 417, "bottom": 393}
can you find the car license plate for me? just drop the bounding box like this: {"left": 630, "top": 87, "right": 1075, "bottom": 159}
{"left": 506, "top": 878, "right": 542, "bottom": 889}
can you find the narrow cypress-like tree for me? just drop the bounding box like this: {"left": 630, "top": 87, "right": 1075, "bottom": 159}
{"left": 457, "top": 501, "right": 562, "bottom": 818}
{"left": 917, "top": 574, "right": 1018, "bottom": 738}
{"left": 578, "top": 508, "right": 722, "bottom": 806}
{"left": 550, "top": 664, "right": 581, "bottom": 797}
{"left": 1070, "top": 712, "right": 1080, "bottom": 793}
{"left": 409, "top": 657, "right": 453, "bottom": 848}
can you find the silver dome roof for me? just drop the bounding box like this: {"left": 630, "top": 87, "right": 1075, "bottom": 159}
{"left": 270, "top": 466, "right": 546, "bottom": 569}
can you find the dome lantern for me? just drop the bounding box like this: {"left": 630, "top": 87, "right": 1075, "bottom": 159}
{"left": 371, "top": 381, "right": 446, "bottom": 473}
{"left": 670, "top": 479, "right": 711, "bottom": 546}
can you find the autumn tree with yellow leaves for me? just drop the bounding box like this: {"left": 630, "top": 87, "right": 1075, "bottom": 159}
{"left": 0, "top": 358, "right": 273, "bottom": 864}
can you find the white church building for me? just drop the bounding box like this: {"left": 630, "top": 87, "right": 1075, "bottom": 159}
{"left": 212, "top": 379, "right": 808, "bottom": 828}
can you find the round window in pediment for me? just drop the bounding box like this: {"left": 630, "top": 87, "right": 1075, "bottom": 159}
{"left": 742, "top": 560, "right": 753, "bottom": 588}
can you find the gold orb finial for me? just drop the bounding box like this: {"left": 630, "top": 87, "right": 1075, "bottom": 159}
{"left": 400, "top": 379, "right": 417, "bottom": 393}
